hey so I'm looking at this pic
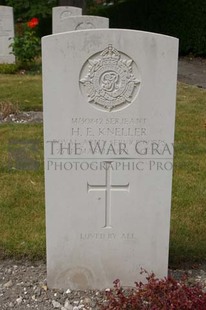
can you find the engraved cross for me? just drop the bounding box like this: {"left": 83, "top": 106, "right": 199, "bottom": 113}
{"left": 87, "top": 162, "right": 130, "bottom": 229}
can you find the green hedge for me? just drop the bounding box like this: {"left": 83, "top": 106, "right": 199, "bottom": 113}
{"left": 90, "top": 0, "right": 206, "bottom": 56}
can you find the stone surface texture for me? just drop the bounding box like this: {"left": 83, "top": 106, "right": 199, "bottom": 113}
{"left": 42, "top": 29, "right": 178, "bottom": 290}
{"left": 52, "top": 6, "right": 82, "bottom": 34}
{"left": 52, "top": 14, "right": 109, "bottom": 33}
{"left": 0, "top": 5, "right": 15, "bottom": 64}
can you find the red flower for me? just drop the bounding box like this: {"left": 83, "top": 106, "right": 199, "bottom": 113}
{"left": 27, "top": 17, "right": 39, "bottom": 28}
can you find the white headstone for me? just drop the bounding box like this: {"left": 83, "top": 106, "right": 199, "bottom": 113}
{"left": 52, "top": 6, "right": 82, "bottom": 34}
{"left": 0, "top": 6, "right": 15, "bottom": 64}
{"left": 52, "top": 15, "right": 109, "bottom": 34}
{"left": 42, "top": 29, "right": 178, "bottom": 290}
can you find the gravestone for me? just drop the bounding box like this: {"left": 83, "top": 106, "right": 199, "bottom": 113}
{"left": 52, "top": 14, "right": 109, "bottom": 34}
{"left": 0, "top": 6, "right": 15, "bottom": 64}
{"left": 52, "top": 6, "right": 82, "bottom": 34}
{"left": 42, "top": 29, "right": 178, "bottom": 290}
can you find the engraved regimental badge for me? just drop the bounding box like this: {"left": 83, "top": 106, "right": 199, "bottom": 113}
{"left": 79, "top": 44, "right": 141, "bottom": 112}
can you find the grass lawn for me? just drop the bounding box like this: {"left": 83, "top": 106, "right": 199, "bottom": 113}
{"left": 0, "top": 74, "right": 42, "bottom": 111}
{"left": 0, "top": 80, "right": 206, "bottom": 267}
{"left": 170, "top": 83, "right": 206, "bottom": 266}
{"left": 0, "top": 124, "right": 45, "bottom": 259}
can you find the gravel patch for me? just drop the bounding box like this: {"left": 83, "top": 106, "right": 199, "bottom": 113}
{"left": 0, "top": 260, "right": 206, "bottom": 310}
{"left": 0, "top": 111, "right": 43, "bottom": 124}
{"left": 0, "top": 260, "right": 105, "bottom": 310}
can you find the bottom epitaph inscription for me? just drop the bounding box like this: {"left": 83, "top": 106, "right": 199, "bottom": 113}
{"left": 80, "top": 232, "right": 135, "bottom": 240}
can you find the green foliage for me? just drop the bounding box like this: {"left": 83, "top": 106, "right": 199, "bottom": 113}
{"left": 0, "top": 64, "right": 19, "bottom": 74}
{"left": 4, "top": 0, "right": 57, "bottom": 36}
{"left": 10, "top": 23, "right": 41, "bottom": 67}
{"left": 5, "top": 0, "right": 57, "bottom": 20}
{"left": 91, "top": 0, "right": 206, "bottom": 56}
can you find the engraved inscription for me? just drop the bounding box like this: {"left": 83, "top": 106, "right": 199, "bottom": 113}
{"left": 75, "top": 22, "right": 95, "bottom": 30}
{"left": 60, "top": 11, "right": 72, "bottom": 20}
{"left": 87, "top": 162, "right": 129, "bottom": 228}
{"left": 80, "top": 233, "right": 135, "bottom": 240}
{"left": 71, "top": 117, "right": 146, "bottom": 125}
{"left": 80, "top": 44, "right": 141, "bottom": 112}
